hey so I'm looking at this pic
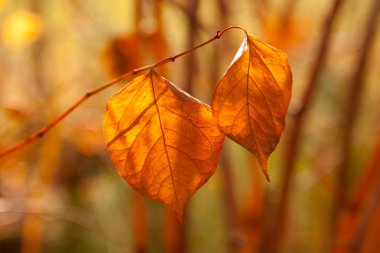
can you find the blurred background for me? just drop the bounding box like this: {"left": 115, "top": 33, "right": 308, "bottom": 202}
{"left": 1, "top": 0, "right": 380, "bottom": 253}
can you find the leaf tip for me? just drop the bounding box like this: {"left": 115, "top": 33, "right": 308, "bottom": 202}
{"left": 258, "top": 156, "right": 270, "bottom": 182}
{"left": 263, "top": 168, "right": 270, "bottom": 182}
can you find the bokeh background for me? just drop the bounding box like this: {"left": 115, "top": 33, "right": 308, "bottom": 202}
{"left": 1, "top": 0, "right": 380, "bottom": 253}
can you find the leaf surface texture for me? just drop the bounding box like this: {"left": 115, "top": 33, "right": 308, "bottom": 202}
{"left": 103, "top": 70, "right": 225, "bottom": 222}
{"left": 212, "top": 34, "right": 292, "bottom": 179}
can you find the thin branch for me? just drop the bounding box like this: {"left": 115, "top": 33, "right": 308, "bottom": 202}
{"left": 326, "top": 135, "right": 380, "bottom": 253}
{"left": 280, "top": 0, "right": 299, "bottom": 26}
{"left": 220, "top": 149, "right": 244, "bottom": 252}
{"left": 162, "top": 0, "right": 205, "bottom": 30}
{"left": 263, "top": 1, "right": 345, "bottom": 253}
{"left": 183, "top": 0, "right": 199, "bottom": 94}
{"left": 0, "top": 26, "right": 246, "bottom": 159}
{"left": 350, "top": 134, "right": 380, "bottom": 221}
{"left": 132, "top": 193, "right": 148, "bottom": 253}
{"left": 331, "top": 0, "right": 380, "bottom": 252}
{"left": 335, "top": 0, "right": 380, "bottom": 218}
{"left": 351, "top": 175, "right": 380, "bottom": 253}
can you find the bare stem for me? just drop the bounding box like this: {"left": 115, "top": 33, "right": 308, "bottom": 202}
{"left": 0, "top": 26, "right": 246, "bottom": 159}
{"left": 263, "top": 1, "right": 345, "bottom": 253}
{"left": 332, "top": 0, "right": 380, "bottom": 252}
{"left": 351, "top": 179, "right": 380, "bottom": 253}
{"left": 335, "top": 0, "right": 380, "bottom": 218}
{"left": 220, "top": 149, "right": 243, "bottom": 252}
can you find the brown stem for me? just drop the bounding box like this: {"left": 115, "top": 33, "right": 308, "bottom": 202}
{"left": 132, "top": 194, "right": 148, "bottom": 253}
{"left": 351, "top": 134, "right": 380, "bottom": 220}
{"left": 332, "top": 0, "right": 380, "bottom": 251}
{"left": 163, "top": 211, "right": 187, "bottom": 253}
{"left": 280, "top": 0, "right": 299, "bottom": 27}
{"left": 162, "top": 0, "right": 204, "bottom": 30}
{"left": 183, "top": 0, "right": 199, "bottom": 94}
{"left": 263, "top": 1, "right": 345, "bottom": 253}
{"left": 0, "top": 26, "right": 246, "bottom": 159}
{"left": 220, "top": 149, "right": 244, "bottom": 252}
{"left": 335, "top": 0, "right": 380, "bottom": 218}
{"left": 351, "top": 178, "right": 380, "bottom": 253}
{"left": 330, "top": 133, "right": 380, "bottom": 253}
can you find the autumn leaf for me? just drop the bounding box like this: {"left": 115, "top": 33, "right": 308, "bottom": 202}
{"left": 103, "top": 70, "right": 225, "bottom": 223}
{"left": 211, "top": 34, "right": 292, "bottom": 180}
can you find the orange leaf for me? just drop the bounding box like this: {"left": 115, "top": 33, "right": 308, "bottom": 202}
{"left": 103, "top": 70, "right": 225, "bottom": 223}
{"left": 211, "top": 34, "right": 292, "bottom": 180}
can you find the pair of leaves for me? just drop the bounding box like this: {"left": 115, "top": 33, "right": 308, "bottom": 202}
{"left": 102, "top": 34, "right": 292, "bottom": 223}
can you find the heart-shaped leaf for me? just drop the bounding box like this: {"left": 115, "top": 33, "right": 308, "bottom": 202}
{"left": 103, "top": 70, "right": 225, "bottom": 223}
{"left": 211, "top": 34, "right": 292, "bottom": 180}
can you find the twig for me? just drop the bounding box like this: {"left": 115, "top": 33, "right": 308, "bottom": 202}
{"left": 329, "top": 133, "right": 380, "bottom": 253}
{"left": 280, "top": 0, "right": 299, "bottom": 26}
{"left": 132, "top": 193, "right": 148, "bottom": 253}
{"left": 220, "top": 149, "right": 244, "bottom": 252}
{"left": 263, "top": 1, "right": 345, "bottom": 253}
{"left": 334, "top": 0, "right": 380, "bottom": 220}
{"left": 332, "top": 0, "right": 380, "bottom": 252}
{"left": 183, "top": 0, "right": 199, "bottom": 94}
{"left": 162, "top": 0, "right": 204, "bottom": 30}
{"left": 0, "top": 26, "right": 246, "bottom": 159}
{"left": 351, "top": 174, "right": 380, "bottom": 253}
{"left": 350, "top": 134, "right": 380, "bottom": 222}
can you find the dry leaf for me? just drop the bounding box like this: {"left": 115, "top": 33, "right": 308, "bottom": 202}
{"left": 211, "top": 34, "right": 292, "bottom": 180}
{"left": 103, "top": 70, "right": 225, "bottom": 222}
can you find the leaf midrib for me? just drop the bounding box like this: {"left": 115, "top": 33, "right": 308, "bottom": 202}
{"left": 246, "top": 39, "right": 264, "bottom": 169}
{"left": 150, "top": 72, "right": 180, "bottom": 209}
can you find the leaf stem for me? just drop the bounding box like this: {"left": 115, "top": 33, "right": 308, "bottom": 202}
{"left": 0, "top": 26, "right": 246, "bottom": 159}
